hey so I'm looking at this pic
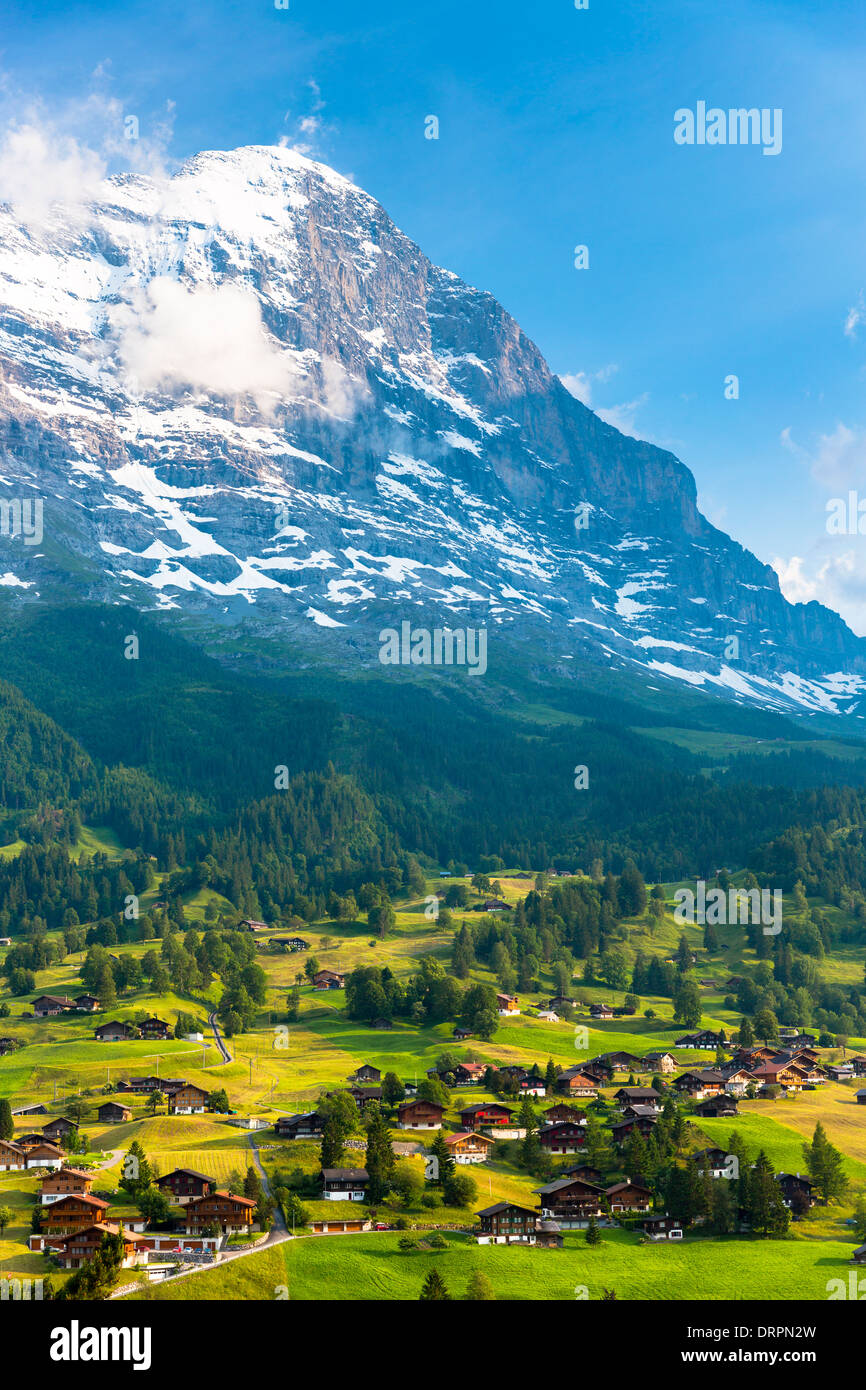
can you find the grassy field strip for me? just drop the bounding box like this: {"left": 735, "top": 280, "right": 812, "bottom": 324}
{"left": 129, "top": 1229, "right": 859, "bottom": 1302}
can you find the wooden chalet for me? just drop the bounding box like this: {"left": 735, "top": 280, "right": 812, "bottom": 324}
{"left": 185, "top": 1191, "right": 257, "bottom": 1233}
{"left": 544, "top": 1103, "right": 586, "bottom": 1126}
{"left": 32, "top": 995, "right": 74, "bottom": 1018}
{"left": 496, "top": 992, "right": 520, "bottom": 1015}
{"left": 320, "top": 1168, "right": 369, "bottom": 1202}
{"left": 459, "top": 1102, "right": 514, "bottom": 1129}
{"left": 39, "top": 1167, "right": 94, "bottom": 1205}
{"left": 43, "top": 1223, "right": 146, "bottom": 1270}
{"left": 519, "top": 1073, "right": 547, "bottom": 1097}
{"left": 94, "top": 1020, "right": 138, "bottom": 1042}
{"left": 452, "top": 1062, "right": 486, "bottom": 1086}
{"left": 41, "top": 1116, "right": 77, "bottom": 1142}
{"left": 24, "top": 1142, "right": 65, "bottom": 1169}
{"left": 74, "top": 994, "right": 101, "bottom": 1013}
{"left": 690, "top": 1148, "right": 732, "bottom": 1178}
{"left": 826, "top": 1064, "right": 855, "bottom": 1082}
{"left": 313, "top": 969, "right": 346, "bottom": 991}
{"left": 41, "top": 1193, "right": 110, "bottom": 1233}
{"left": 673, "top": 1069, "right": 726, "bottom": 1099}
{"left": 675, "top": 1030, "right": 725, "bottom": 1050}
{"left": 643, "top": 1214, "right": 683, "bottom": 1240}
{"left": 694, "top": 1096, "right": 739, "bottom": 1118}
{"left": 0, "top": 1140, "right": 25, "bottom": 1171}
{"left": 555, "top": 1070, "right": 598, "bottom": 1099}
{"left": 776, "top": 1173, "right": 817, "bottom": 1210}
{"left": 349, "top": 1085, "right": 383, "bottom": 1111}
{"left": 538, "top": 1122, "right": 586, "bottom": 1154}
{"left": 168, "top": 1083, "right": 210, "bottom": 1115}
{"left": 475, "top": 1201, "right": 539, "bottom": 1245}
{"left": 605, "top": 1180, "right": 652, "bottom": 1213}
{"left": 534, "top": 1176, "right": 605, "bottom": 1227}
{"left": 751, "top": 1060, "right": 811, "bottom": 1091}
{"left": 643, "top": 1051, "right": 677, "bottom": 1074}
{"left": 589, "top": 1003, "right": 615, "bottom": 1020}
{"left": 443, "top": 1131, "right": 494, "bottom": 1164}
{"left": 97, "top": 1101, "right": 133, "bottom": 1124}
{"left": 536, "top": 1219, "right": 564, "bottom": 1248}
{"left": 354, "top": 1063, "right": 382, "bottom": 1084}
{"left": 614, "top": 1086, "right": 661, "bottom": 1111}
{"left": 561, "top": 1163, "right": 604, "bottom": 1183}
{"left": 275, "top": 1111, "right": 326, "bottom": 1139}
{"left": 594, "top": 1051, "right": 643, "bottom": 1073}
{"left": 156, "top": 1168, "right": 216, "bottom": 1205}
{"left": 611, "top": 1114, "right": 658, "bottom": 1145}
{"left": 396, "top": 1099, "right": 445, "bottom": 1130}
{"left": 139, "top": 1017, "right": 171, "bottom": 1039}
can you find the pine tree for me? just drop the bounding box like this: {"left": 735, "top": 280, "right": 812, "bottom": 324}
{"left": 319, "top": 1113, "right": 346, "bottom": 1170}
{"left": 585, "top": 1215, "right": 601, "bottom": 1246}
{"left": 0, "top": 1098, "right": 12, "bottom": 1141}
{"left": 748, "top": 1151, "right": 790, "bottom": 1236}
{"left": 419, "top": 1268, "right": 451, "bottom": 1300}
{"left": 803, "top": 1122, "right": 849, "bottom": 1203}
{"left": 364, "top": 1103, "right": 396, "bottom": 1203}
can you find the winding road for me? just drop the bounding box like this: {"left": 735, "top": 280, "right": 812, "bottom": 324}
{"left": 207, "top": 1011, "right": 232, "bottom": 1065}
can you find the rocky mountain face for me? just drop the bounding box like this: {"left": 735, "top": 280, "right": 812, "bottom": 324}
{"left": 0, "top": 142, "right": 864, "bottom": 716}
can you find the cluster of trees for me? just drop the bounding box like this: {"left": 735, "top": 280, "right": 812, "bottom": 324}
{"left": 0, "top": 843, "right": 155, "bottom": 939}
{"left": 344, "top": 961, "right": 500, "bottom": 1038}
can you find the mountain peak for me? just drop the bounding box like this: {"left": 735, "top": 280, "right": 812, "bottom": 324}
{"left": 0, "top": 140, "right": 863, "bottom": 719}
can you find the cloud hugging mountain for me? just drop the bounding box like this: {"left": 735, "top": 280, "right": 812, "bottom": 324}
{"left": 1, "top": 141, "right": 864, "bottom": 716}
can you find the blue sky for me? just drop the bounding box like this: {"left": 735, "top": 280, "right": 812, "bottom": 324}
{"left": 2, "top": 0, "right": 866, "bottom": 627}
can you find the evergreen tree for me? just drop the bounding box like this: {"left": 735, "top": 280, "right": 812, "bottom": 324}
{"left": 364, "top": 1103, "right": 396, "bottom": 1203}
{"left": 803, "top": 1122, "right": 849, "bottom": 1203}
{"left": 419, "top": 1268, "right": 452, "bottom": 1300}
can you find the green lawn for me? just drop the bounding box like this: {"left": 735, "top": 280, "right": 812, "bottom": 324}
{"left": 129, "top": 1228, "right": 863, "bottom": 1302}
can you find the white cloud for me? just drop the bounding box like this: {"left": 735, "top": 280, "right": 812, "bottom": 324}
{"left": 561, "top": 365, "right": 650, "bottom": 438}
{"left": 0, "top": 91, "right": 177, "bottom": 226}
{"left": 559, "top": 371, "right": 593, "bottom": 405}
{"left": 0, "top": 121, "right": 107, "bottom": 223}
{"left": 774, "top": 548, "right": 866, "bottom": 636}
{"left": 108, "top": 277, "right": 298, "bottom": 408}
{"left": 597, "top": 394, "right": 650, "bottom": 439}
{"left": 559, "top": 363, "right": 618, "bottom": 409}
{"left": 783, "top": 421, "right": 866, "bottom": 490}
{"left": 844, "top": 291, "right": 865, "bottom": 339}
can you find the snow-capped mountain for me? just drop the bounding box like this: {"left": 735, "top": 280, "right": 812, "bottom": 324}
{"left": 0, "top": 142, "right": 864, "bottom": 716}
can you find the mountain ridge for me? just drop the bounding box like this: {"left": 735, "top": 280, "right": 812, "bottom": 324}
{"left": 0, "top": 141, "right": 864, "bottom": 718}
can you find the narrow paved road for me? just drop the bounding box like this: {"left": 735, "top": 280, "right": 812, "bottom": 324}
{"left": 248, "top": 1132, "right": 287, "bottom": 1235}
{"left": 207, "top": 1011, "right": 232, "bottom": 1064}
